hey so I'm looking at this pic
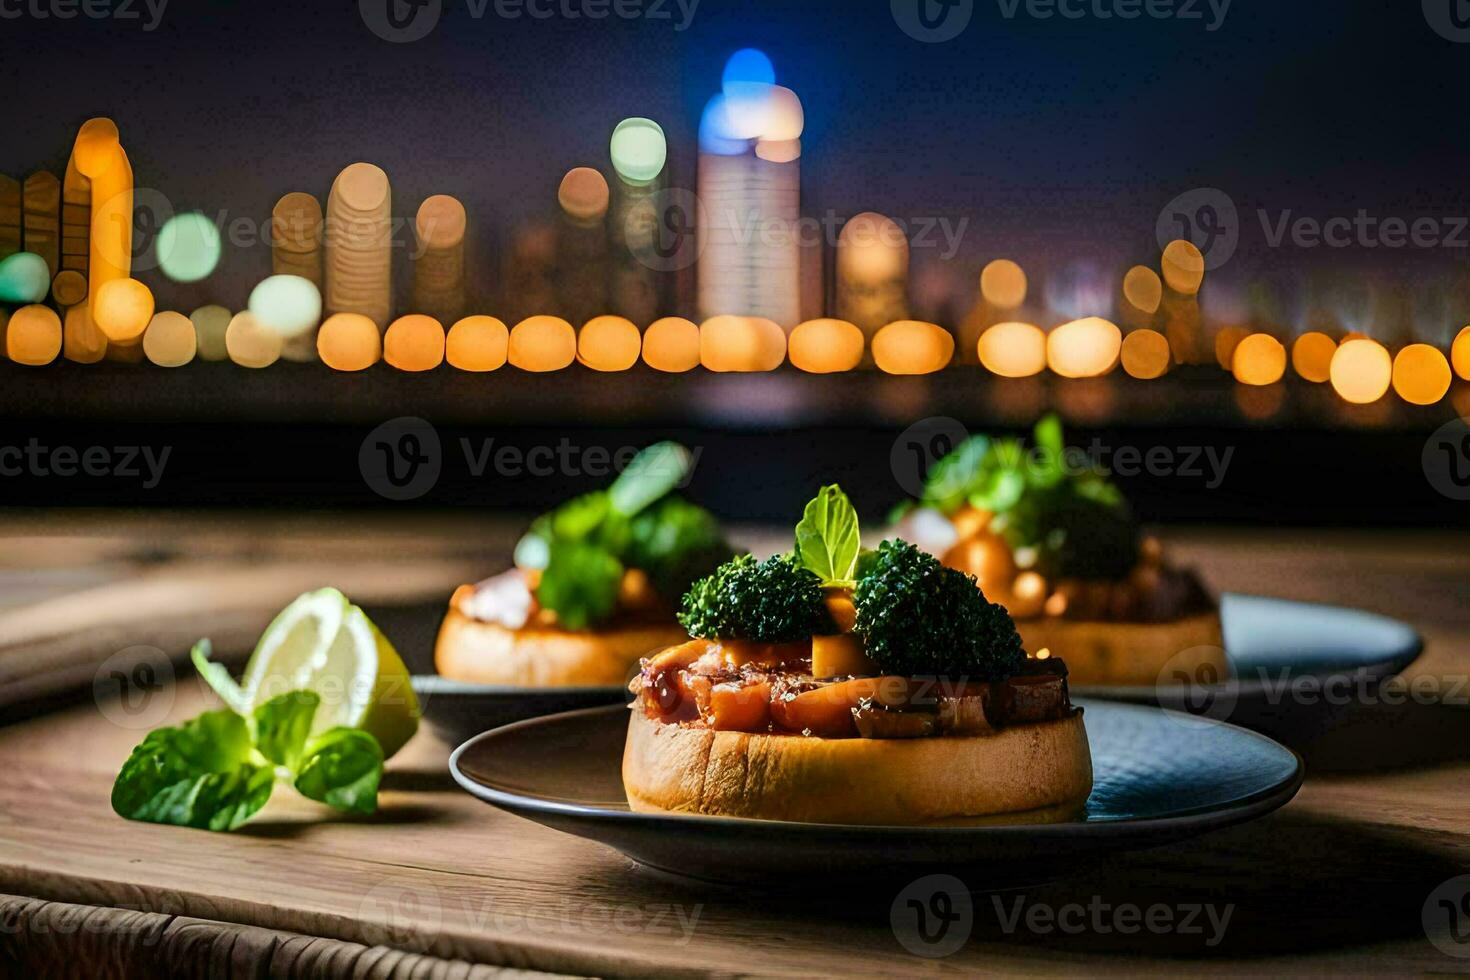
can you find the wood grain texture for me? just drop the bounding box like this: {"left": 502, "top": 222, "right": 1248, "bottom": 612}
{"left": 0, "top": 517, "right": 1467, "bottom": 975}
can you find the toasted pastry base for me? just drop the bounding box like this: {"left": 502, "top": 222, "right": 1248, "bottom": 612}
{"left": 435, "top": 590, "right": 687, "bottom": 688}
{"left": 622, "top": 709, "right": 1093, "bottom": 825}
{"left": 1017, "top": 610, "right": 1225, "bottom": 687}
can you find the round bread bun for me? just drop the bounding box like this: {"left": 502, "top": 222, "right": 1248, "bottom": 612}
{"left": 435, "top": 591, "right": 686, "bottom": 688}
{"left": 622, "top": 709, "right": 1093, "bottom": 825}
{"left": 1017, "top": 610, "right": 1224, "bottom": 687}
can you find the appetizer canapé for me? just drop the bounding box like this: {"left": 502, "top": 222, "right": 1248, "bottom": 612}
{"left": 436, "top": 443, "right": 734, "bottom": 687}
{"left": 623, "top": 486, "right": 1092, "bottom": 826}
{"left": 892, "top": 416, "right": 1224, "bottom": 686}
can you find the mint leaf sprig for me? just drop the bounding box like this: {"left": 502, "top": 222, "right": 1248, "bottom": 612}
{"left": 112, "top": 652, "right": 384, "bottom": 832}
{"left": 794, "top": 484, "right": 862, "bottom": 589}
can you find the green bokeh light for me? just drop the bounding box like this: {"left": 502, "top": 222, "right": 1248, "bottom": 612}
{"left": 610, "top": 117, "right": 667, "bottom": 186}
{"left": 157, "top": 211, "right": 222, "bottom": 283}
{"left": 0, "top": 252, "right": 50, "bottom": 303}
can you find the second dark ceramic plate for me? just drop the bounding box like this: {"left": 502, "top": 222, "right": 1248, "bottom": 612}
{"left": 411, "top": 675, "right": 624, "bottom": 746}
{"left": 450, "top": 700, "right": 1302, "bottom": 886}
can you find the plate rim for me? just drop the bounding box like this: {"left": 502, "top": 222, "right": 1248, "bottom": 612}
{"left": 449, "top": 699, "right": 1304, "bottom": 839}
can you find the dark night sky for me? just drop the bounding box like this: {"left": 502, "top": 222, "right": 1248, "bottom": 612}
{"left": 2, "top": 0, "right": 1468, "bottom": 337}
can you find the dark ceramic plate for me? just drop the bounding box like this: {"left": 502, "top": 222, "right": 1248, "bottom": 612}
{"left": 411, "top": 675, "right": 624, "bottom": 746}
{"left": 449, "top": 700, "right": 1302, "bottom": 886}
{"left": 1072, "top": 594, "right": 1424, "bottom": 744}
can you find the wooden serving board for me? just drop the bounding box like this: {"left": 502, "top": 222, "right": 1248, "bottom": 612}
{"left": 2, "top": 516, "right": 1470, "bottom": 975}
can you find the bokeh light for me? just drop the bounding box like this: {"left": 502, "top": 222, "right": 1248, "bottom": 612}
{"left": 190, "top": 305, "right": 231, "bottom": 362}
{"left": 51, "top": 270, "right": 87, "bottom": 308}
{"left": 317, "top": 312, "right": 381, "bottom": 372}
{"left": 1391, "top": 343, "right": 1452, "bottom": 405}
{"left": 977, "top": 321, "right": 1046, "bottom": 377}
{"left": 1043, "top": 260, "right": 1111, "bottom": 321}
{"left": 788, "top": 318, "right": 864, "bottom": 373}
{"left": 1122, "top": 265, "right": 1163, "bottom": 315}
{"left": 610, "top": 118, "right": 667, "bottom": 186}
{"left": 224, "top": 311, "right": 281, "bottom": 369}
{"left": 93, "top": 277, "right": 154, "bottom": 342}
{"left": 384, "top": 314, "right": 446, "bottom": 372}
{"left": 698, "top": 95, "right": 750, "bottom": 156}
{"left": 1452, "top": 326, "right": 1470, "bottom": 381}
{"left": 1121, "top": 328, "right": 1171, "bottom": 379}
{"left": 1213, "top": 325, "right": 1249, "bottom": 371}
{"left": 1330, "top": 338, "right": 1392, "bottom": 404}
{"left": 1161, "top": 240, "right": 1205, "bottom": 295}
{"left": 641, "top": 316, "right": 701, "bottom": 372}
{"left": 248, "top": 274, "right": 322, "bottom": 337}
{"left": 1046, "top": 317, "right": 1122, "bottom": 378}
{"left": 578, "top": 315, "right": 642, "bottom": 372}
{"left": 156, "top": 212, "right": 222, "bottom": 283}
{"left": 700, "top": 315, "right": 786, "bottom": 372}
{"left": 141, "top": 311, "right": 197, "bottom": 367}
{"left": 1231, "top": 333, "right": 1286, "bottom": 386}
{"left": 754, "top": 138, "right": 801, "bottom": 164}
{"left": 838, "top": 213, "right": 908, "bottom": 282}
{"left": 510, "top": 315, "right": 577, "bottom": 372}
{"left": 0, "top": 252, "right": 51, "bottom": 303}
{"left": 446, "top": 315, "right": 508, "bottom": 372}
{"left": 557, "top": 168, "right": 610, "bottom": 222}
{"left": 6, "top": 305, "right": 62, "bottom": 365}
{"left": 1290, "top": 331, "right": 1336, "bottom": 383}
{"left": 980, "top": 259, "right": 1027, "bottom": 309}
{"left": 722, "top": 48, "right": 776, "bottom": 88}
{"left": 62, "top": 305, "right": 107, "bottom": 364}
{"left": 872, "top": 320, "right": 954, "bottom": 375}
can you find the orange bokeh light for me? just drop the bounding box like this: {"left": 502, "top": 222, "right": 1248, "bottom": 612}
{"left": 872, "top": 320, "right": 954, "bottom": 375}
{"left": 1161, "top": 240, "right": 1205, "bottom": 295}
{"left": 977, "top": 321, "right": 1046, "bottom": 378}
{"left": 446, "top": 315, "right": 508, "bottom": 372}
{"left": 700, "top": 315, "right": 786, "bottom": 372}
{"left": 6, "top": 305, "right": 62, "bottom": 365}
{"left": 1120, "top": 329, "right": 1171, "bottom": 379}
{"left": 788, "top": 318, "right": 864, "bottom": 373}
{"left": 1290, "top": 332, "right": 1336, "bottom": 383}
{"left": 1122, "top": 266, "right": 1163, "bottom": 315}
{"left": 577, "top": 315, "right": 642, "bottom": 372}
{"left": 510, "top": 315, "right": 577, "bottom": 372}
{"left": 1046, "top": 317, "right": 1121, "bottom": 378}
{"left": 1452, "top": 326, "right": 1470, "bottom": 381}
{"left": 317, "top": 313, "right": 382, "bottom": 372}
{"left": 980, "top": 259, "right": 1027, "bottom": 309}
{"left": 1213, "top": 325, "right": 1249, "bottom": 371}
{"left": 93, "top": 277, "right": 154, "bottom": 342}
{"left": 385, "top": 315, "right": 446, "bottom": 372}
{"left": 641, "top": 317, "right": 701, "bottom": 373}
{"left": 1391, "top": 343, "right": 1452, "bottom": 406}
{"left": 1330, "top": 338, "right": 1392, "bottom": 404}
{"left": 1232, "top": 333, "right": 1286, "bottom": 386}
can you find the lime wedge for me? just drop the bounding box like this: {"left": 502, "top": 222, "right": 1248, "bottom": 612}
{"left": 240, "top": 589, "right": 419, "bottom": 759}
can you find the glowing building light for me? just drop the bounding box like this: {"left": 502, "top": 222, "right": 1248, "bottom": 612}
{"left": 317, "top": 312, "right": 381, "bottom": 372}
{"left": 446, "top": 315, "right": 508, "bottom": 372}
{"left": 722, "top": 48, "right": 776, "bottom": 88}
{"left": 0, "top": 252, "right": 51, "bottom": 303}
{"left": 226, "top": 311, "right": 282, "bottom": 368}
{"left": 325, "top": 162, "right": 392, "bottom": 330}
{"left": 1330, "top": 338, "right": 1392, "bottom": 404}
{"left": 789, "top": 318, "right": 864, "bottom": 373}
{"left": 872, "top": 320, "right": 954, "bottom": 375}
{"left": 836, "top": 213, "right": 909, "bottom": 336}
{"left": 1213, "top": 325, "right": 1249, "bottom": 371}
{"left": 698, "top": 95, "right": 750, "bottom": 156}
{"left": 156, "top": 212, "right": 222, "bottom": 283}
{"left": 1290, "top": 331, "right": 1336, "bottom": 383}
{"left": 980, "top": 259, "right": 1027, "bottom": 309}
{"left": 978, "top": 321, "right": 1046, "bottom": 378}
{"left": 1392, "top": 343, "right": 1452, "bottom": 405}
{"left": 93, "top": 277, "right": 154, "bottom": 342}
{"left": 6, "top": 305, "right": 62, "bottom": 365}
{"left": 641, "top": 316, "right": 700, "bottom": 372}
{"left": 1121, "top": 328, "right": 1171, "bottom": 379}
{"left": 62, "top": 305, "right": 107, "bottom": 363}
{"left": 190, "top": 305, "right": 231, "bottom": 362}
{"left": 52, "top": 270, "right": 87, "bottom": 308}
{"left": 1122, "top": 265, "right": 1163, "bottom": 315}
{"left": 510, "top": 315, "right": 577, "bottom": 372}
{"left": 578, "top": 315, "right": 642, "bottom": 371}
{"left": 610, "top": 118, "right": 668, "bottom": 186}
{"left": 700, "top": 315, "right": 786, "bottom": 372}
{"left": 1231, "top": 333, "right": 1286, "bottom": 386}
{"left": 248, "top": 274, "right": 322, "bottom": 337}
{"left": 755, "top": 138, "right": 801, "bottom": 164}
{"left": 759, "top": 87, "right": 804, "bottom": 141}
{"left": 1453, "top": 326, "right": 1470, "bottom": 381}
{"left": 1046, "top": 317, "right": 1122, "bottom": 378}
{"left": 384, "top": 314, "right": 446, "bottom": 372}
{"left": 141, "top": 311, "right": 197, "bottom": 367}
{"left": 74, "top": 118, "right": 133, "bottom": 324}
{"left": 1044, "top": 261, "right": 1111, "bottom": 321}
{"left": 1161, "top": 240, "right": 1205, "bottom": 295}
{"left": 558, "top": 168, "right": 610, "bottom": 223}
{"left": 413, "top": 194, "right": 468, "bottom": 328}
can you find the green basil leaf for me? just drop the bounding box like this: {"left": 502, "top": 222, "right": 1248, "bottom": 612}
{"left": 535, "top": 539, "right": 625, "bottom": 630}
{"left": 293, "top": 727, "right": 384, "bottom": 815}
{"left": 252, "top": 690, "right": 320, "bottom": 769}
{"left": 609, "top": 442, "right": 692, "bottom": 517}
{"left": 190, "top": 639, "right": 247, "bottom": 715}
{"left": 794, "top": 484, "right": 862, "bottom": 588}
{"left": 111, "top": 710, "right": 273, "bottom": 831}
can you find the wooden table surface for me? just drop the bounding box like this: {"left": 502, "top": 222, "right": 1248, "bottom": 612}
{"left": 3, "top": 513, "right": 1470, "bottom": 977}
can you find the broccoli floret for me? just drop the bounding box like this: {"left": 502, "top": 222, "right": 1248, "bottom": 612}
{"left": 626, "top": 497, "right": 735, "bottom": 602}
{"left": 679, "top": 553, "right": 834, "bottom": 643}
{"left": 854, "top": 540, "right": 1024, "bottom": 679}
